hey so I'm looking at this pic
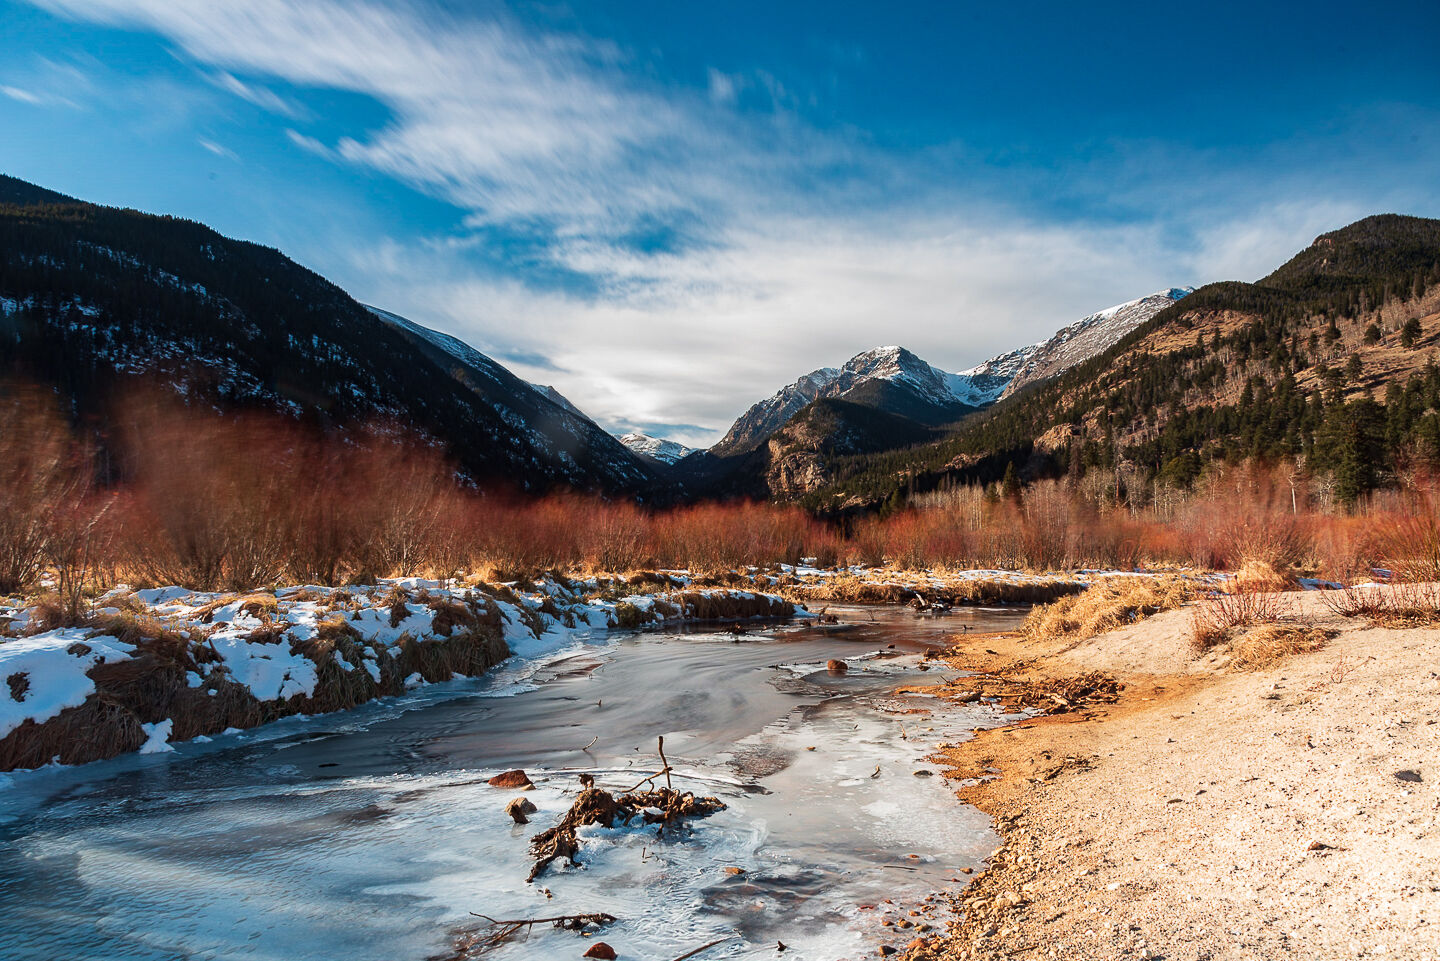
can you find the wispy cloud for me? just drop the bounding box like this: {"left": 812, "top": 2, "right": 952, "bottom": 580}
{"left": 1, "top": 79, "right": 78, "bottom": 108}
{"left": 1, "top": 84, "right": 43, "bottom": 104}
{"left": 197, "top": 137, "right": 238, "bottom": 161}
{"left": 23, "top": 0, "right": 1440, "bottom": 445}
{"left": 210, "top": 71, "right": 302, "bottom": 118}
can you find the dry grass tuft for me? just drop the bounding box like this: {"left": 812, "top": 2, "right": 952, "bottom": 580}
{"left": 951, "top": 577, "right": 1087, "bottom": 605}
{"left": 786, "top": 575, "right": 915, "bottom": 605}
{"left": 1230, "top": 624, "right": 1333, "bottom": 671}
{"left": 1232, "top": 559, "right": 1295, "bottom": 594}
{"left": 669, "top": 591, "right": 792, "bottom": 621}
{"left": 1022, "top": 576, "right": 1194, "bottom": 644}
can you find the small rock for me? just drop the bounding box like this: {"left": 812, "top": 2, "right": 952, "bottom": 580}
{"left": 583, "top": 943, "right": 617, "bottom": 960}
{"left": 913, "top": 769, "right": 934, "bottom": 777}
{"left": 1395, "top": 770, "right": 1422, "bottom": 783}
{"left": 723, "top": 866, "right": 745, "bottom": 876}
{"left": 505, "top": 797, "right": 538, "bottom": 824}
{"left": 826, "top": 659, "right": 848, "bottom": 674}
{"left": 1308, "top": 840, "right": 1333, "bottom": 852}
{"left": 488, "top": 769, "right": 534, "bottom": 789}
{"left": 878, "top": 947, "right": 897, "bottom": 957}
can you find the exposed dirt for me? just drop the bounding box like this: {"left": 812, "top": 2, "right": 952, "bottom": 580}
{"left": 897, "top": 593, "right": 1440, "bottom": 961}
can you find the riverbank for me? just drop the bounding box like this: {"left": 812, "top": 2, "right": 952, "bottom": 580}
{"left": 0, "top": 574, "right": 797, "bottom": 771}
{"left": 903, "top": 591, "right": 1440, "bottom": 960}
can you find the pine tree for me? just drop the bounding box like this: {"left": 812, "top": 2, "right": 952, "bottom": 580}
{"left": 1401, "top": 317, "right": 1422, "bottom": 349}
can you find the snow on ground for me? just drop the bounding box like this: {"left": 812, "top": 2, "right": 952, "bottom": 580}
{"left": 0, "top": 574, "right": 800, "bottom": 768}
{"left": 0, "top": 630, "right": 132, "bottom": 739}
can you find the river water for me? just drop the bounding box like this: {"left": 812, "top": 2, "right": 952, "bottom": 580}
{"left": 0, "top": 605, "right": 1026, "bottom": 961}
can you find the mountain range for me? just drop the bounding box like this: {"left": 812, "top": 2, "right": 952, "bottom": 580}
{"left": 710, "top": 288, "right": 1191, "bottom": 458}
{"left": 4, "top": 172, "right": 1437, "bottom": 511}
{"left": 0, "top": 174, "right": 651, "bottom": 494}
{"left": 787, "top": 215, "right": 1440, "bottom": 510}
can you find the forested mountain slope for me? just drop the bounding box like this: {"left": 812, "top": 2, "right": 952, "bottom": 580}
{"left": 0, "top": 174, "right": 652, "bottom": 493}
{"left": 797, "top": 215, "right": 1440, "bottom": 510}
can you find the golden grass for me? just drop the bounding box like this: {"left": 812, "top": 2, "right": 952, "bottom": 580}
{"left": 1229, "top": 623, "right": 1332, "bottom": 671}
{"left": 1022, "top": 576, "right": 1195, "bottom": 644}
{"left": 1232, "top": 559, "right": 1296, "bottom": 594}
{"left": 785, "top": 572, "right": 1086, "bottom": 607}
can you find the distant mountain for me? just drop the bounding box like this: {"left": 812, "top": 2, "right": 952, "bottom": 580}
{"left": 532, "top": 384, "right": 588, "bottom": 419}
{"left": 959, "top": 287, "right": 1193, "bottom": 403}
{"left": 760, "top": 398, "right": 938, "bottom": 497}
{"left": 712, "top": 346, "right": 979, "bottom": 456}
{"left": 0, "top": 174, "right": 653, "bottom": 493}
{"left": 618, "top": 432, "right": 695, "bottom": 465}
{"left": 711, "top": 290, "right": 1190, "bottom": 459}
{"left": 790, "top": 214, "right": 1440, "bottom": 510}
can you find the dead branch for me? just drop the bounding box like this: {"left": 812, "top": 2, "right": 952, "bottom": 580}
{"left": 657, "top": 735, "right": 673, "bottom": 791}
{"left": 668, "top": 937, "right": 733, "bottom": 961}
{"left": 459, "top": 911, "right": 618, "bottom": 951}
{"left": 527, "top": 785, "right": 725, "bottom": 882}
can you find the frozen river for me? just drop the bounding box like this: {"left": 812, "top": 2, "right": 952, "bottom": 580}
{"left": 0, "top": 605, "right": 1026, "bottom": 961}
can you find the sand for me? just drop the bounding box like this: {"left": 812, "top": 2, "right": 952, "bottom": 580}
{"left": 900, "top": 592, "right": 1440, "bottom": 961}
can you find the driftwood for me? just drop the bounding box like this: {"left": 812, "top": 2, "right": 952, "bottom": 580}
{"left": 527, "top": 784, "right": 726, "bottom": 881}
{"left": 668, "top": 937, "right": 734, "bottom": 961}
{"left": 527, "top": 739, "right": 726, "bottom": 882}
{"left": 460, "top": 912, "right": 618, "bottom": 952}
{"left": 947, "top": 671, "right": 1122, "bottom": 714}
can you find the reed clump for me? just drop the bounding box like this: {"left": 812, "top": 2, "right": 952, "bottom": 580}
{"left": 1229, "top": 623, "right": 1333, "bottom": 670}
{"left": 1022, "top": 576, "right": 1195, "bottom": 644}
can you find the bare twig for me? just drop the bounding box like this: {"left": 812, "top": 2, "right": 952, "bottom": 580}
{"left": 463, "top": 911, "right": 618, "bottom": 950}
{"left": 668, "top": 936, "right": 733, "bottom": 961}
{"left": 469, "top": 913, "right": 616, "bottom": 927}
{"left": 657, "top": 735, "right": 673, "bottom": 791}
{"left": 620, "top": 767, "right": 671, "bottom": 792}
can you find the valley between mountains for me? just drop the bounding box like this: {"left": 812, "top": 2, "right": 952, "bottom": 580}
{"left": 4, "top": 175, "right": 1440, "bottom": 961}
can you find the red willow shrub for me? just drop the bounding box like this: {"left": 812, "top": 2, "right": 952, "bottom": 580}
{"left": 12, "top": 385, "right": 1440, "bottom": 592}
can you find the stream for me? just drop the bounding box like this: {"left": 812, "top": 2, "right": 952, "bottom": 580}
{"left": 0, "top": 604, "right": 1027, "bottom": 961}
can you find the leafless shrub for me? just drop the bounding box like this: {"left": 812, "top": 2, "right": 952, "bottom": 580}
{"left": 1190, "top": 588, "right": 1291, "bottom": 652}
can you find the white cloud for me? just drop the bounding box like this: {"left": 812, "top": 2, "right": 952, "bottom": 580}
{"left": 197, "top": 137, "right": 238, "bottom": 160}
{"left": 1, "top": 84, "right": 43, "bottom": 104}
{"left": 210, "top": 71, "right": 302, "bottom": 118}
{"left": 23, "top": 0, "right": 1440, "bottom": 447}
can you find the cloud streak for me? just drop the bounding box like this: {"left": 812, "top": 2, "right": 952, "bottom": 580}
{"left": 24, "top": 0, "right": 1440, "bottom": 447}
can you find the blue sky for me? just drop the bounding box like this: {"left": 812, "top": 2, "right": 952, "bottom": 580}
{"left": 3, "top": 0, "right": 1439, "bottom": 445}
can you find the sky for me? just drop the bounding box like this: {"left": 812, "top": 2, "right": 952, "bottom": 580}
{"left": 3, "top": 0, "right": 1439, "bottom": 447}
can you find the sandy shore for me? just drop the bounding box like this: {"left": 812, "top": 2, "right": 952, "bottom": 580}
{"left": 902, "top": 592, "right": 1440, "bottom": 961}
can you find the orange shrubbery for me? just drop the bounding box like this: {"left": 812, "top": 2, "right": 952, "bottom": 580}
{"left": 7, "top": 382, "right": 1440, "bottom": 596}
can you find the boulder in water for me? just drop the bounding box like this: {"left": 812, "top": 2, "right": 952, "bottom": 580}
{"left": 489, "top": 769, "right": 534, "bottom": 789}
{"left": 506, "top": 797, "right": 538, "bottom": 823}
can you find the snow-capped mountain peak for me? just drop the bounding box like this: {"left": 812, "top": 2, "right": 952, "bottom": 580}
{"left": 618, "top": 432, "right": 695, "bottom": 465}
{"left": 958, "top": 286, "right": 1193, "bottom": 402}
{"left": 711, "top": 286, "right": 1192, "bottom": 456}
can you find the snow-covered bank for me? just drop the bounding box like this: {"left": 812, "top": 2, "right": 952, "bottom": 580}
{"left": 0, "top": 575, "right": 798, "bottom": 772}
